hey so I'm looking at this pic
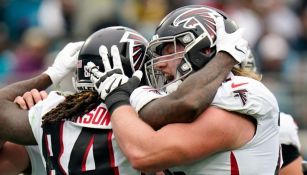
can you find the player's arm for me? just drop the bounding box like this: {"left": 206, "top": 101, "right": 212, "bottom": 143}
{"left": 0, "top": 74, "right": 51, "bottom": 145}
{"left": 279, "top": 113, "right": 304, "bottom": 175}
{"left": 0, "top": 41, "right": 83, "bottom": 145}
{"left": 0, "top": 74, "right": 51, "bottom": 102}
{"left": 280, "top": 156, "right": 304, "bottom": 175}
{"left": 139, "top": 52, "right": 236, "bottom": 129}
{"left": 0, "top": 92, "right": 48, "bottom": 175}
{"left": 111, "top": 105, "right": 255, "bottom": 172}
{"left": 0, "top": 142, "right": 30, "bottom": 174}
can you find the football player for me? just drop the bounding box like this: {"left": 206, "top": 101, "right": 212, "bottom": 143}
{"left": 87, "top": 5, "right": 280, "bottom": 174}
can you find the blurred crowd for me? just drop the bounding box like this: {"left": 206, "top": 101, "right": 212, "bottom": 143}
{"left": 0, "top": 0, "right": 306, "bottom": 128}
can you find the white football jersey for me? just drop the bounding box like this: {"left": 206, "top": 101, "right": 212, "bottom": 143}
{"left": 163, "top": 75, "right": 280, "bottom": 175}
{"left": 25, "top": 145, "right": 46, "bottom": 175}
{"left": 279, "top": 112, "right": 301, "bottom": 149}
{"left": 28, "top": 91, "right": 141, "bottom": 175}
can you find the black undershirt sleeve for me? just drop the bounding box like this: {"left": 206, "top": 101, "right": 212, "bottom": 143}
{"left": 281, "top": 144, "right": 300, "bottom": 168}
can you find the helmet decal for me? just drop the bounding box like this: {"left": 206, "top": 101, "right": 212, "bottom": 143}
{"left": 120, "top": 31, "right": 147, "bottom": 71}
{"left": 173, "top": 7, "right": 218, "bottom": 43}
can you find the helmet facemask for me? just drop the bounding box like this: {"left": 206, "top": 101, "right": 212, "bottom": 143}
{"left": 145, "top": 32, "right": 195, "bottom": 90}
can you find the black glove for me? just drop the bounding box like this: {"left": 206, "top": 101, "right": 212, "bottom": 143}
{"left": 105, "top": 71, "right": 143, "bottom": 115}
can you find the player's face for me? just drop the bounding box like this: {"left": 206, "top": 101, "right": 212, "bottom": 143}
{"left": 153, "top": 43, "right": 185, "bottom": 82}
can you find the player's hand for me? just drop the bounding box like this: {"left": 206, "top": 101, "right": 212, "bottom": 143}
{"left": 85, "top": 45, "right": 130, "bottom": 100}
{"left": 215, "top": 16, "right": 248, "bottom": 63}
{"left": 105, "top": 70, "right": 142, "bottom": 114}
{"left": 14, "top": 89, "right": 48, "bottom": 110}
{"left": 85, "top": 45, "right": 143, "bottom": 113}
{"left": 44, "top": 41, "right": 84, "bottom": 84}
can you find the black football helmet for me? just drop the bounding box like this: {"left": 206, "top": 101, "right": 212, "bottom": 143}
{"left": 145, "top": 5, "right": 239, "bottom": 89}
{"left": 73, "top": 26, "right": 148, "bottom": 91}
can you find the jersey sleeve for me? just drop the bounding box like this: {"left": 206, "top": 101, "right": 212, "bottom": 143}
{"left": 28, "top": 91, "right": 65, "bottom": 143}
{"left": 25, "top": 146, "right": 46, "bottom": 174}
{"left": 130, "top": 86, "right": 167, "bottom": 112}
{"left": 279, "top": 112, "right": 301, "bottom": 149}
{"left": 212, "top": 76, "right": 279, "bottom": 119}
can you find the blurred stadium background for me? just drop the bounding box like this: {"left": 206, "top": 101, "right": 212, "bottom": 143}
{"left": 0, "top": 0, "right": 306, "bottom": 159}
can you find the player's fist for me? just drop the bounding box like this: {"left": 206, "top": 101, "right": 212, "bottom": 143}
{"left": 215, "top": 16, "right": 248, "bottom": 63}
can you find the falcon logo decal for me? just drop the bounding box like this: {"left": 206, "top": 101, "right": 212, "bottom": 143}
{"left": 233, "top": 89, "right": 248, "bottom": 106}
{"left": 143, "top": 87, "right": 164, "bottom": 95}
{"left": 120, "top": 31, "right": 148, "bottom": 71}
{"left": 173, "top": 7, "right": 219, "bottom": 44}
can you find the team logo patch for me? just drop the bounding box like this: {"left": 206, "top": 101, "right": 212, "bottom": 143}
{"left": 142, "top": 87, "right": 164, "bottom": 95}
{"left": 233, "top": 89, "right": 248, "bottom": 106}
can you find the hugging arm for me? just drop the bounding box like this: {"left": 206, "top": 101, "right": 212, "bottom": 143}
{"left": 0, "top": 87, "right": 48, "bottom": 174}
{"left": 139, "top": 52, "right": 236, "bottom": 129}
{"left": 0, "top": 41, "right": 84, "bottom": 145}
{"left": 0, "top": 142, "right": 30, "bottom": 174}
{"left": 111, "top": 105, "right": 255, "bottom": 172}
{"left": 0, "top": 74, "right": 52, "bottom": 145}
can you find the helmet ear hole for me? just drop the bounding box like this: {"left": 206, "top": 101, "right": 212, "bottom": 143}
{"left": 186, "top": 36, "right": 216, "bottom": 70}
